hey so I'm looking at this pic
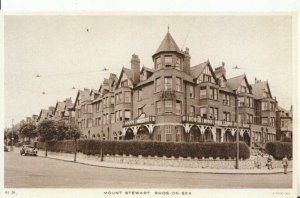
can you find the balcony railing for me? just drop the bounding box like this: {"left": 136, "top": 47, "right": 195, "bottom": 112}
{"left": 123, "top": 116, "right": 156, "bottom": 126}
{"left": 281, "top": 127, "right": 291, "bottom": 131}
{"left": 182, "top": 116, "right": 214, "bottom": 125}
{"left": 182, "top": 116, "right": 250, "bottom": 128}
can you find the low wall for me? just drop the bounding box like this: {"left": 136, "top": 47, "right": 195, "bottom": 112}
{"left": 41, "top": 150, "right": 292, "bottom": 170}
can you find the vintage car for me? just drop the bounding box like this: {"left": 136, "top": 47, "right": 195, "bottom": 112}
{"left": 20, "top": 145, "right": 38, "bottom": 156}
{"left": 4, "top": 145, "right": 9, "bottom": 152}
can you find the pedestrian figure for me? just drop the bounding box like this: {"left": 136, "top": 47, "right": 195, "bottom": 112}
{"left": 266, "top": 155, "right": 273, "bottom": 170}
{"left": 255, "top": 153, "right": 261, "bottom": 169}
{"left": 282, "top": 155, "right": 288, "bottom": 174}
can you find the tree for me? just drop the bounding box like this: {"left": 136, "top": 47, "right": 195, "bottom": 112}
{"left": 19, "top": 123, "right": 37, "bottom": 143}
{"left": 56, "top": 121, "right": 68, "bottom": 141}
{"left": 65, "top": 124, "right": 82, "bottom": 162}
{"left": 6, "top": 131, "right": 19, "bottom": 145}
{"left": 36, "top": 120, "right": 57, "bottom": 157}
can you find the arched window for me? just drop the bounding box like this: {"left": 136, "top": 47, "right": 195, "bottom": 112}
{"left": 113, "top": 132, "right": 118, "bottom": 140}
{"left": 118, "top": 131, "right": 123, "bottom": 140}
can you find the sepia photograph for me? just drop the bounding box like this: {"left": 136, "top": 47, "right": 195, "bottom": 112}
{"left": 1, "top": 7, "right": 297, "bottom": 198}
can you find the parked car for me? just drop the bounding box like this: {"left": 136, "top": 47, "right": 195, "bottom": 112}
{"left": 20, "top": 145, "right": 38, "bottom": 156}
{"left": 4, "top": 145, "right": 9, "bottom": 152}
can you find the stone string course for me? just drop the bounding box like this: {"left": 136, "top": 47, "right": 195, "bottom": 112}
{"left": 45, "top": 151, "right": 292, "bottom": 170}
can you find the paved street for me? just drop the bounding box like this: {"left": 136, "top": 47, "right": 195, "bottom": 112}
{"left": 5, "top": 151, "right": 292, "bottom": 188}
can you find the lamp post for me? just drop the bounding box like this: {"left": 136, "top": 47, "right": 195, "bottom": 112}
{"left": 11, "top": 119, "right": 14, "bottom": 151}
{"left": 234, "top": 91, "right": 239, "bottom": 169}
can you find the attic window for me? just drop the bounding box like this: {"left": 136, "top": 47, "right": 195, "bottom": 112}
{"left": 165, "top": 55, "right": 172, "bottom": 67}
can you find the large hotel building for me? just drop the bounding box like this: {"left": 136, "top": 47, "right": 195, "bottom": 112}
{"left": 62, "top": 30, "right": 282, "bottom": 148}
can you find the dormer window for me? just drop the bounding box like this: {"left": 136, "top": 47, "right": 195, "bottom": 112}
{"left": 165, "top": 55, "right": 172, "bottom": 67}
{"left": 121, "top": 74, "right": 128, "bottom": 87}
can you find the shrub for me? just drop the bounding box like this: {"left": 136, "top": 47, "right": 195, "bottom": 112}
{"left": 38, "top": 140, "right": 250, "bottom": 159}
{"left": 265, "top": 142, "right": 293, "bottom": 160}
{"left": 281, "top": 137, "right": 292, "bottom": 142}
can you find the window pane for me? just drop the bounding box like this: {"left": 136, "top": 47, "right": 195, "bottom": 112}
{"left": 125, "top": 110, "right": 131, "bottom": 121}
{"left": 165, "top": 101, "right": 172, "bottom": 113}
{"left": 176, "top": 77, "right": 181, "bottom": 91}
{"left": 176, "top": 101, "right": 181, "bottom": 115}
{"left": 165, "top": 56, "right": 172, "bottom": 66}
{"left": 156, "top": 78, "right": 161, "bottom": 92}
{"left": 165, "top": 126, "right": 172, "bottom": 142}
{"left": 189, "top": 86, "right": 194, "bottom": 98}
{"left": 125, "top": 92, "right": 131, "bottom": 103}
{"left": 156, "top": 57, "right": 162, "bottom": 69}
{"left": 175, "top": 57, "right": 180, "bottom": 69}
{"left": 156, "top": 101, "right": 162, "bottom": 115}
{"left": 190, "top": 106, "right": 195, "bottom": 116}
{"left": 200, "top": 87, "right": 206, "bottom": 98}
{"left": 165, "top": 77, "right": 172, "bottom": 91}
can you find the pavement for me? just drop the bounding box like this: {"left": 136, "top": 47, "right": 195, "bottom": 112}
{"left": 11, "top": 147, "right": 292, "bottom": 175}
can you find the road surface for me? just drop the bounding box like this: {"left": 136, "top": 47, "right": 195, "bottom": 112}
{"left": 4, "top": 151, "right": 292, "bottom": 188}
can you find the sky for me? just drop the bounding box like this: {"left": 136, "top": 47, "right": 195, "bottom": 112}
{"left": 4, "top": 15, "right": 293, "bottom": 128}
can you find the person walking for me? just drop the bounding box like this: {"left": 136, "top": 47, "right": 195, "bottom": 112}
{"left": 255, "top": 153, "right": 261, "bottom": 169}
{"left": 266, "top": 155, "right": 273, "bottom": 170}
{"left": 282, "top": 155, "right": 288, "bottom": 174}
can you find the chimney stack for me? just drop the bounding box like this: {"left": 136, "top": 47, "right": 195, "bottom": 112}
{"left": 183, "top": 48, "right": 191, "bottom": 74}
{"left": 214, "top": 62, "right": 226, "bottom": 78}
{"left": 131, "top": 54, "right": 140, "bottom": 84}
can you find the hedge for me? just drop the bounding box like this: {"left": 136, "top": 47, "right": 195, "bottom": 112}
{"left": 265, "top": 142, "right": 293, "bottom": 160}
{"left": 37, "top": 140, "right": 75, "bottom": 153}
{"left": 37, "top": 140, "right": 250, "bottom": 159}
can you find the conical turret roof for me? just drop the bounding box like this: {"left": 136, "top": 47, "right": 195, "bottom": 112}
{"left": 153, "top": 32, "right": 182, "bottom": 57}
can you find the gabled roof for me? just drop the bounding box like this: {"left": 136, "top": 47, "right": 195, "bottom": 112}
{"left": 226, "top": 74, "right": 252, "bottom": 94}
{"left": 226, "top": 74, "right": 245, "bottom": 91}
{"left": 190, "top": 61, "right": 209, "bottom": 79}
{"left": 73, "top": 89, "right": 91, "bottom": 108}
{"left": 140, "top": 66, "right": 154, "bottom": 74}
{"left": 251, "top": 81, "right": 272, "bottom": 99}
{"left": 115, "top": 67, "right": 134, "bottom": 88}
{"left": 38, "top": 109, "right": 48, "bottom": 120}
{"left": 215, "top": 72, "right": 227, "bottom": 80}
{"left": 153, "top": 32, "right": 182, "bottom": 57}
{"left": 90, "top": 89, "right": 99, "bottom": 95}
{"left": 54, "top": 101, "right": 66, "bottom": 113}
